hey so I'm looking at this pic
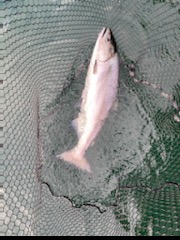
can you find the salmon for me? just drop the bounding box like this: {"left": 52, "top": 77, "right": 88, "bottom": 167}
{"left": 57, "top": 27, "right": 119, "bottom": 173}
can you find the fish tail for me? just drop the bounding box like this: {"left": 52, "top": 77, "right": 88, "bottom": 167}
{"left": 56, "top": 148, "right": 92, "bottom": 173}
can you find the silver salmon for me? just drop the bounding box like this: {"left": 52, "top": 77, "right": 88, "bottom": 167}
{"left": 57, "top": 27, "right": 119, "bottom": 173}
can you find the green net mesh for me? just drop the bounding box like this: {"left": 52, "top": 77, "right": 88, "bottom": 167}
{"left": 2, "top": 0, "right": 180, "bottom": 236}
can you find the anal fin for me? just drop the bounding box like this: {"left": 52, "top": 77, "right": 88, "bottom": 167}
{"left": 75, "top": 97, "right": 82, "bottom": 109}
{"left": 71, "top": 118, "right": 81, "bottom": 138}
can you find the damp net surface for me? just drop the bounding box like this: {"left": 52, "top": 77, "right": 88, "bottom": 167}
{"left": 2, "top": 0, "right": 180, "bottom": 236}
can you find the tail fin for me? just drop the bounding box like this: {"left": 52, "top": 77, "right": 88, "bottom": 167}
{"left": 56, "top": 148, "right": 91, "bottom": 173}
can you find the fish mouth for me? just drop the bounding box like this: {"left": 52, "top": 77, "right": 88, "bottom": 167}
{"left": 100, "top": 27, "right": 117, "bottom": 52}
{"left": 102, "top": 27, "right": 108, "bottom": 37}
{"left": 101, "top": 27, "right": 110, "bottom": 39}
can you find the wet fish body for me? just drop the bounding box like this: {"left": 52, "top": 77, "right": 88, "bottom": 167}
{"left": 57, "top": 27, "right": 119, "bottom": 172}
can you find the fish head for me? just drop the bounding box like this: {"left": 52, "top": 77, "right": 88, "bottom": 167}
{"left": 96, "top": 27, "right": 116, "bottom": 62}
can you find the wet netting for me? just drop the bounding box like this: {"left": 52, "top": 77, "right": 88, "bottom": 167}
{"left": 2, "top": 0, "right": 180, "bottom": 236}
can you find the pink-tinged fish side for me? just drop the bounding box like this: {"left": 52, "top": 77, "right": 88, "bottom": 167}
{"left": 57, "top": 27, "right": 119, "bottom": 173}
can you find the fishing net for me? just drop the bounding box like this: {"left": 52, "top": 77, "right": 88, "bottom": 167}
{"left": 2, "top": 0, "right": 180, "bottom": 236}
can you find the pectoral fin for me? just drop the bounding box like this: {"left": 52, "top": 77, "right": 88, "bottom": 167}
{"left": 91, "top": 141, "right": 95, "bottom": 147}
{"left": 112, "top": 100, "right": 118, "bottom": 111}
